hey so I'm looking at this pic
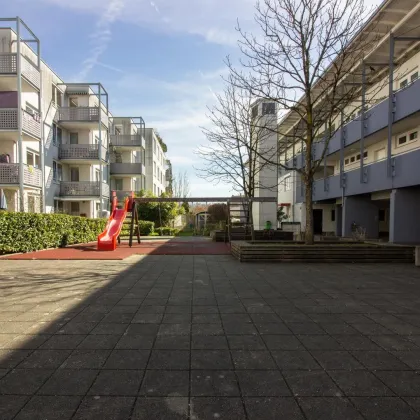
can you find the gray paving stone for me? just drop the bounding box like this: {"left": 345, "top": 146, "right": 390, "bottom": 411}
{"left": 158, "top": 323, "right": 191, "bottom": 336}
{"left": 73, "top": 396, "right": 135, "bottom": 420}
{"left": 0, "top": 395, "right": 28, "bottom": 420}
{"left": 88, "top": 369, "right": 143, "bottom": 396}
{"left": 191, "top": 350, "right": 233, "bottom": 370}
{"left": 227, "top": 335, "right": 266, "bottom": 350}
{"left": 271, "top": 350, "right": 321, "bottom": 370}
{"left": 298, "top": 397, "right": 364, "bottom": 420}
{"left": 236, "top": 370, "right": 291, "bottom": 396}
{"left": 148, "top": 350, "right": 190, "bottom": 369}
{"left": 192, "top": 335, "right": 229, "bottom": 350}
{"left": 38, "top": 369, "right": 98, "bottom": 395}
{"left": 351, "top": 397, "right": 419, "bottom": 420}
{"left": 77, "top": 334, "right": 120, "bottom": 350}
{"left": 0, "top": 349, "right": 32, "bottom": 368}
{"left": 153, "top": 335, "right": 190, "bottom": 350}
{"left": 115, "top": 334, "right": 154, "bottom": 350}
{"left": 191, "top": 370, "right": 240, "bottom": 397}
{"left": 140, "top": 370, "right": 189, "bottom": 396}
{"left": 40, "top": 334, "right": 86, "bottom": 349}
{"left": 132, "top": 397, "right": 189, "bottom": 419}
{"left": 61, "top": 349, "right": 110, "bottom": 369}
{"left": 192, "top": 323, "right": 224, "bottom": 335}
{"left": 311, "top": 351, "right": 364, "bottom": 370}
{"left": 104, "top": 349, "right": 150, "bottom": 369}
{"left": 351, "top": 350, "right": 411, "bottom": 370}
{"left": 283, "top": 370, "right": 341, "bottom": 397}
{"left": 190, "top": 397, "right": 246, "bottom": 420}
{"left": 231, "top": 350, "right": 277, "bottom": 370}
{"left": 375, "top": 371, "right": 420, "bottom": 396}
{"left": 0, "top": 369, "right": 54, "bottom": 395}
{"left": 19, "top": 349, "right": 72, "bottom": 369}
{"left": 244, "top": 397, "right": 305, "bottom": 420}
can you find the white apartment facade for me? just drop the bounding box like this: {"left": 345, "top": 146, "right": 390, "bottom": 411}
{"left": 0, "top": 18, "right": 158, "bottom": 218}
{"left": 144, "top": 128, "right": 168, "bottom": 196}
{"left": 277, "top": 0, "right": 420, "bottom": 243}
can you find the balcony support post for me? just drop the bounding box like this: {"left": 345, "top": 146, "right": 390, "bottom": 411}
{"left": 360, "top": 61, "right": 366, "bottom": 183}
{"left": 387, "top": 33, "right": 395, "bottom": 178}
{"left": 323, "top": 122, "right": 328, "bottom": 191}
{"left": 16, "top": 18, "right": 24, "bottom": 212}
{"left": 339, "top": 106, "right": 345, "bottom": 189}
{"left": 38, "top": 39, "right": 45, "bottom": 212}
{"left": 98, "top": 84, "right": 103, "bottom": 218}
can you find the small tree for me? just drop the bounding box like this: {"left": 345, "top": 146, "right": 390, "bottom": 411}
{"left": 228, "top": 0, "right": 383, "bottom": 244}
{"left": 136, "top": 191, "right": 178, "bottom": 227}
{"left": 208, "top": 203, "right": 228, "bottom": 227}
{"left": 196, "top": 73, "right": 278, "bottom": 238}
{"left": 172, "top": 171, "right": 191, "bottom": 199}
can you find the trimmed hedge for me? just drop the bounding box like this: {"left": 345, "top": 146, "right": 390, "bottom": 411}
{"left": 139, "top": 221, "right": 154, "bottom": 236}
{"left": 156, "top": 227, "right": 180, "bottom": 236}
{"left": 0, "top": 212, "right": 106, "bottom": 254}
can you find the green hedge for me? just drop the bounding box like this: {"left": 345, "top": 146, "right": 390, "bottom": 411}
{"left": 156, "top": 227, "right": 180, "bottom": 236}
{"left": 0, "top": 212, "right": 107, "bottom": 254}
{"left": 139, "top": 221, "right": 154, "bottom": 236}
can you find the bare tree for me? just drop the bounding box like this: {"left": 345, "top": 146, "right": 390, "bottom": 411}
{"left": 196, "top": 73, "right": 278, "bottom": 238}
{"left": 227, "top": 0, "right": 384, "bottom": 244}
{"left": 172, "top": 170, "right": 191, "bottom": 198}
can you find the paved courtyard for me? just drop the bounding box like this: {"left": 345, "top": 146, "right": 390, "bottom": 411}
{"left": 1, "top": 255, "right": 420, "bottom": 419}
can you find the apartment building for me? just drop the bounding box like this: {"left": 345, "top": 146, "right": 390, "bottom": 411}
{"left": 0, "top": 18, "right": 152, "bottom": 218}
{"left": 278, "top": 0, "right": 420, "bottom": 243}
{"left": 144, "top": 128, "right": 167, "bottom": 196}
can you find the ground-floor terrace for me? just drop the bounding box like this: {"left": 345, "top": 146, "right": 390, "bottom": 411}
{"left": 1, "top": 254, "right": 420, "bottom": 419}
{"left": 288, "top": 185, "right": 420, "bottom": 244}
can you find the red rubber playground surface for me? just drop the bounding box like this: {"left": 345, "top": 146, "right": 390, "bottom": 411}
{"left": 1, "top": 239, "right": 231, "bottom": 260}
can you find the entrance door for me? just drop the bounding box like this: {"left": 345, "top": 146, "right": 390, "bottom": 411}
{"left": 70, "top": 167, "right": 79, "bottom": 182}
{"left": 313, "top": 209, "right": 323, "bottom": 234}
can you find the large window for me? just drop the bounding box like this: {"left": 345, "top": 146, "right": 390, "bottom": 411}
{"left": 52, "top": 124, "right": 62, "bottom": 146}
{"left": 71, "top": 202, "right": 80, "bottom": 214}
{"left": 284, "top": 176, "right": 291, "bottom": 191}
{"left": 26, "top": 150, "right": 40, "bottom": 168}
{"left": 70, "top": 133, "right": 79, "bottom": 145}
{"left": 262, "top": 102, "right": 275, "bottom": 115}
{"left": 53, "top": 161, "right": 62, "bottom": 182}
{"left": 397, "top": 130, "right": 418, "bottom": 147}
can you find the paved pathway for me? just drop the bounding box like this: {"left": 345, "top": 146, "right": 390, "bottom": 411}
{"left": 1, "top": 256, "right": 420, "bottom": 419}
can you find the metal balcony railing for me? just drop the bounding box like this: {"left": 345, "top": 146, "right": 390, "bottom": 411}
{"left": 0, "top": 53, "right": 41, "bottom": 89}
{"left": 59, "top": 144, "right": 108, "bottom": 161}
{"left": 56, "top": 107, "right": 100, "bottom": 122}
{"left": 0, "top": 163, "right": 42, "bottom": 187}
{"left": 110, "top": 163, "right": 145, "bottom": 175}
{"left": 60, "top": 181, "right": 110, "bottom": 197}
{"left": 110, "top": 134, "right": 143, "bottom": 147}
{"left": 0, "top": 108, "right": 42, "bottom": 139}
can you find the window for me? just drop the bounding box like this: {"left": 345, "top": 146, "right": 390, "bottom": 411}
{"left": 398, "top": 135, "right": 407, "bottom": 146}
{"left": 284, "top": 177, "right": 291, "bottom": 191}
{"left": 153, "top": 161, "right": 156, "bottom": 177}
{"left": 410, "top": 131, "right": 418, "bottom": 141}
{"left": 356, "top": 154, "right": 361, "bottom": 161}
{"left": 70, "top": 167, "right": 79, "bottom": 182}
{"left": 400, "top": 79, "right": 408, "bottom": 89}
{"left": 25, "top": 102, "right": 38, "bottom": 116}
{"left": 69, "top": 97, "right": 78, "bottom": 107}
{"left": 54, "top": 200, "right": 63, "bottom": 213}
{"left": 26, "top": 150, "right": 40, "bottom": 168}
{"left": 331, "top": 209, "right": 335, "bottom": 222}
{"left": 411, "top": 72, "right": 418, "bottom": 83}
{"left": 374, "top": 148, "right": 386, "bottom": 161}
{"left": 252, "top": 105, "right": 259, "bottom": 118}
{"left": 379, "top": 209, "right": 386, "bottom": 222}
{"left": 345, "top": 158, "right": 349, "bottom": 165}
{"left": 350, "top": 156, "right": 355, "bottom": 163}
{"left": 52, "top": 124, "right": 62, "bottom": 145}
{"left": 262, "top": 102, "right": 275, "bottom": 115}
{"left": 95, "top": 170, "right": 100, "bottom": 183}
{"left": 363, "top": 151, "right": 368, "bottom": 158}
{"left": 51, "top": 84, "right": 62, "bottom": 107}
{"left": 114, "top": 179, "right": 123, "bottom": 190}
{"left": 71, "top": 202, "right": 80, "bottom": 214}
{"left": 70, "top": 133, "right": 79, "bottom": 145}
{"left": 52, "top": 161, "right": 62, "bottom": 182}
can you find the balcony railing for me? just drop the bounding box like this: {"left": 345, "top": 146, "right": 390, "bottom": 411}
{"left": 60, "top": 181, "right": 110, "bottom": 198}
{"left": 110, "top": 135, "right": 143, "bottom": 148}
{"left": 56, "top": 107, "right": 100, "bottom": 123}
{"left": 0, "top": 108, "right": 41, "bottom": 139}
{"left": 0, "top": 163, "right": 42, "bottom": 187}
{"left": 110, "top": 163, "right": 145, "bottom": 175}
{"left": 59, "top": 144, "right": 108, "bottom": 161}
{"left": 0, "top": 53, "right": 41, "bottom": 89}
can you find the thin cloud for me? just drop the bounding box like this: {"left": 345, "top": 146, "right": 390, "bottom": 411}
{"left": 150, "top": 1, "right": 160, "bottom": 14}
{"left": 77, "top": 0, "right": 125, "bottom": 80}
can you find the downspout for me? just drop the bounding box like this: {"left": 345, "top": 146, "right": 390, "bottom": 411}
{"left": 38, "top": 39, "right": 45, "bottom": 212}
{"left": 16, "top": 19, "right": 24, "bottom": 212}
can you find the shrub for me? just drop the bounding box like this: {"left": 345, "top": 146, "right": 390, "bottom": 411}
{"left": 0, "top": 212, "right": 106, "bottom": 254}
{"left": 138, "top": 221, "right": 154, "bottom": 236}
{"left": 156, "top": 227, "right": 180, "bottom": 236}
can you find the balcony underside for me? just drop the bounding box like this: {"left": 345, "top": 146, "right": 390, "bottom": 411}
{"left": 0, "top": 74, "right": 40, "bottom": 93}
{"left": 54, "top": 196, "right": 101, "bottom": 202}
{"left": 0, "top": 130, "right": 40, "bottom": 142}
{"left": 59, "top": 158, "right": 103, "bottom": 164}
{"left": 56, "top": 120, "right": 103, "bottom": 131}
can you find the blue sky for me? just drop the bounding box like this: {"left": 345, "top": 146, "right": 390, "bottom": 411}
{"left": 2, "top": 0, "right": 256, "bottom": 196}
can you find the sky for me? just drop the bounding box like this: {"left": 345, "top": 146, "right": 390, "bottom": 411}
{"left": 2, "top": 0, "right": 258, "bottom": 197}
{"left": 3, "top": 0, "right": 381, "bottom": 197}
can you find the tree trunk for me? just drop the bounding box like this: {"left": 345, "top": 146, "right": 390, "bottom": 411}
{"left": 304, "top": 177, "right": 314, "bottom": 245}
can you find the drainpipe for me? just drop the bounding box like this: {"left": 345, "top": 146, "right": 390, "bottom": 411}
{"left": 360, "top": 61, "right": 366, "bottom": 184}
{"left": 38, "top": 39, "right": 45, "bottom": 212}
{"left": 387, "top": 33, "right": 395, "bottom": 178}
{"left": 16, "top": 19, "right": 24, "bottom": 212}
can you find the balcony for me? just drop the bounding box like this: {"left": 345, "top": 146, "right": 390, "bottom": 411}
{"left": 59, "top": 144, "right": 108, "bottom": 163}
{"left": 0, "top": 163, "right": 42, "bottom": 188}
{"left": 110, "top": 163, "right": 145, "bottom": 176}
{"left": 110, "top": 135, "right": 144, "bottom": 149}
{"left": 0, "top": 108, "right": 42, "bottom": 140}
{"left": 59, "top": 181, "right": 110, "bottom": 198}
{"left": 0, "top": 53, "right": 41, "bottom": 91}
{"left": 56, "top": 107, "right": 108, "bottom": 129}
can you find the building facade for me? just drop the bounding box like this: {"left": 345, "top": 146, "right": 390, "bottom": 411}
{"left": 0, "top": 18, "right": 165, "bottom": 218}
{"left": 144, "top": 128, "right": 168, "bottom": 196}
{"left": 278, "top": 0, "right": 420, "bottom": 243}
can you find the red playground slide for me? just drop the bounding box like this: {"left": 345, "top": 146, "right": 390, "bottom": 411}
{"left": 97, "top": 197, "right": 129, "bottom": 251}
